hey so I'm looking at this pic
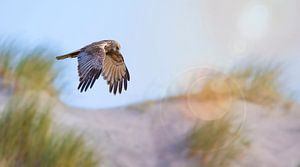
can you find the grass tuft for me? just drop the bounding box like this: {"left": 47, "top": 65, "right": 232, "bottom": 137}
{"left": 186, "top": 116, "right": 249, "bottom": 167}
{"left": 0, "top": 42, "right": 59, "bottom": 97}
{"left": 192, "top": 63, "right": 291, "bottom": 106}
{"left": 0, "top": 96, "right": 99, "bottom": 167}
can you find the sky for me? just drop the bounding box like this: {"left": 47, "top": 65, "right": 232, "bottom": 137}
{"left": 1, "top": 0, "right": 300, "bottom": 109}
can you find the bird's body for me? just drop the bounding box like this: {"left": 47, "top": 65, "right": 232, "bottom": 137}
{"left": 56, "top": 40, "right": 130, "bottom": 94}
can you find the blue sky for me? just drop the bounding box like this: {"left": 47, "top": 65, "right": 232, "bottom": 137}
{"left": 1, "top": 0, "right": 300, "bottom": 108}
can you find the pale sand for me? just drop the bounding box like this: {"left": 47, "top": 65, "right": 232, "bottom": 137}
{"left": 1, "top": 90, "right": 299, "bottom": 167}
{"left": 53, "top": 98, "right": 300, "bottom": 167}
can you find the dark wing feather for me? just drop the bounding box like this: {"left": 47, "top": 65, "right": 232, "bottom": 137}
{"left": 102, "top": 52, "right": 130, "bottom": 94}
{"left": 77, "top": 44, "right": 104, "bottom": 92}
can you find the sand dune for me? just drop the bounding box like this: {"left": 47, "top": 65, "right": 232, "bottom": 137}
{"left": 53, "top": 98, "right": 300, "bottom": 167}
{"left": 1, "top": 90, "right": 300, "bottom": 167}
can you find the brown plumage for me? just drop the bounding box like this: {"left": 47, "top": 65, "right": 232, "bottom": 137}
{"left": 56, "top": 40, "right": 130, "bottom": 94}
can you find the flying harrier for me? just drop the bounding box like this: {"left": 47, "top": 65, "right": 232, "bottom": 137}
{"left": 56, "top": 40, "right": 130, "bottom": 94}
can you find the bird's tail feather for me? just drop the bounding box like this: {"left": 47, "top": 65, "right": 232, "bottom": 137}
{"left": 56, "top": 50, "right": 80, "bottom": 60}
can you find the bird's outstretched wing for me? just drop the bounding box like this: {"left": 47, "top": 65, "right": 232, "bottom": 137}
{"left": 102, "top": 52, "right": 130, "bottom": 94}
{"left": 77, "top": 44, "right": 104, "bottom": 92}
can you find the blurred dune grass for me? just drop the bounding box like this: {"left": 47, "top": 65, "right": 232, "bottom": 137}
{"left": 0, "top": 41, "right": 99, "bottom": 167}
{"left": 0, "top": 42, "right": 59, "bottom": 97}
{"left": 183, "top": 63, "right": 290, "bottom": 166}
{"left": 0, "top": 97, "right": 98, "bottom": 167}
{"left": 190, "top": 63, "right": 292, "bottom": 107}
{"left": 186, "top": 115, "right": 249, "bottom": 167}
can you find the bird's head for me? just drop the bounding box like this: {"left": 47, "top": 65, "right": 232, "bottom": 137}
{"left": 105, "top": 40, "right": 121, "bottom": 53}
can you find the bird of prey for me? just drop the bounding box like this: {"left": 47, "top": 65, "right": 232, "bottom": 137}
{"left": 56, "top": 40, "right": 130, "bottom": 94}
